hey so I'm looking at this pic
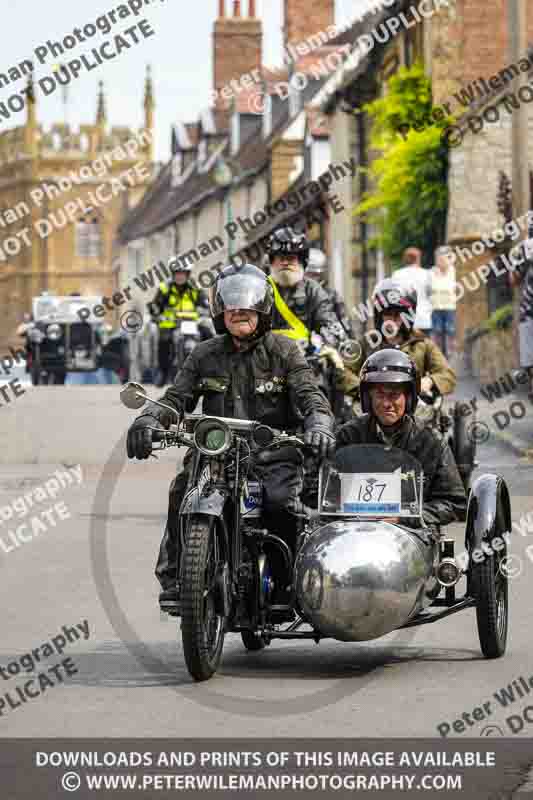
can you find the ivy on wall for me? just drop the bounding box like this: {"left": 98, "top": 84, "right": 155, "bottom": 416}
{"left": 354, "top": 62, "right": 452, "bottom": 267}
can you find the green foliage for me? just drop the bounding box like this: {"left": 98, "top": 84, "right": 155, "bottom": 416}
{"left": 482, "top": 304, "right": 514, "bottom": 333}
{"left": 354, "top": 62, "right": 451, "bottom": 265}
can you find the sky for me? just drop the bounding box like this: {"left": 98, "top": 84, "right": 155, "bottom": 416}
{"left": 0, "top": 0, "right": 359, "bottom": 164}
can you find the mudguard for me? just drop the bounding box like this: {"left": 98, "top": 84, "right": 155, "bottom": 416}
{"left": 181, "top": 488, "right": 228, "bottom": 517}
{"left": 464, "top": 473, "right": 512, "bottom": 554}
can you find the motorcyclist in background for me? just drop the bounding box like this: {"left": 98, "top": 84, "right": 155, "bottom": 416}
{"left": 336, "top": 349, "right": 467, "bottom": 532}
{"left": 266, "top": 227, "right": 346, "bottom": 350}
{"left": 127, "top": 263, "right": 335, "bottom": 611}
{"left": 148, "top": 259, "right": 212, "bottom": 387}
{"left": 341, "top": 279, "right": 456, "bottom": 401}
{"left": 305, "top": 248, "right": 355, "bottom": 338}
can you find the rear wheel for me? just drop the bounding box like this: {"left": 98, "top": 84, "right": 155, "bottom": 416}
{"left": 181, "top": 515, "right": 227, "bottom": 681}
{"left": 472, "top": 548, "right": 508, "bottom": 658}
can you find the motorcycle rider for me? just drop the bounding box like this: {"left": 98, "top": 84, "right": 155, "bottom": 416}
{"left": 341, "top": 278, "right": 456, "bottom": 400}
{"left": 148, "top": 258, "right": 212, "bottom": 387}
{"left": 127, "top": 263, "right": 336, "bottom": 609}
{"left": 305, "top": 248, "right": 355, "bottom": 338}
{"left": 266, "top": 227, "right": 345, "bottom": 349}
{"left": 336, "top": 349, "right": 467, "bottom": 531}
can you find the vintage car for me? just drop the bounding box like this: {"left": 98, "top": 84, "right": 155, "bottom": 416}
{"left": 25, "top": 295, "right": 129, "bottom": 385}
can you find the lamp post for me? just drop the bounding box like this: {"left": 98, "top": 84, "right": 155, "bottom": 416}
{"left": 213, "top": 158, "right": 234, "bottom": 259}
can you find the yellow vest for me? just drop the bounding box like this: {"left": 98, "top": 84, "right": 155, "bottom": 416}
{"left": 158, "top": 283, "right": 199, "bottom": 329}
{"left": 269, "top": 277, "right": 310, "bottom": 342}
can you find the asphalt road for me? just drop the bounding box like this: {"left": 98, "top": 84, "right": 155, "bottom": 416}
{"left": 1, "top": 391, "right": 533, "bottom": 749}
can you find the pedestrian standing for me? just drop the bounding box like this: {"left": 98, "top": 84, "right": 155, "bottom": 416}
{"left": 510, "top": 233, "right": 533, "bottom": 402}
{"left": 430, "top": 246, "right": 457, "bottom": 360}
{"left": 393, "top": 247, "right": 433, "bottom": 335}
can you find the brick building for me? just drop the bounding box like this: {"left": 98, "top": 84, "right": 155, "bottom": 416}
{"left": 117, "top": 0, "right": 350, "bottom": 311}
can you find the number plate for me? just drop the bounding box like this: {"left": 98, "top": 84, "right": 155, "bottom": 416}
{"left": 73, "top": 351, "right": 95, "bottom": 369}
{"left": 340, "top": 469, "right": 402, "bottom": 515}
{"left": 180, "top": 320, "right": 199, "bottom": 335}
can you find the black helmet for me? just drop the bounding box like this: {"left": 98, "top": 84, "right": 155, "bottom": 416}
{"left": 266, "top": 226, "right": 309, "bottom": 267}
{"left": 305, "top": 248, "right": 327, "bottom": 281}
{"left": 360, "top": 348, "right": 420, "bottom": 414}
{"left": 209, "top": 263, "right": 273, "bottom": 336}
{"left": 372, "top": 278, "right": 417, "bottom": 334}
{"left": 168, "top": 257, "right": 192, "bottom": 274}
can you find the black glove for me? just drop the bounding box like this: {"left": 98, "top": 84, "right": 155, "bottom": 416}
{"left": 127, "top": 414, "right": 165, "bottom": 459}
{"left": 304, "top": 414, "right": 336, "bottom": 459}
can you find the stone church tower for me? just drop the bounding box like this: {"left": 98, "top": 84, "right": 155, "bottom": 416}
{"left": 0, "top": 69, "right": 155, "bottom": 347}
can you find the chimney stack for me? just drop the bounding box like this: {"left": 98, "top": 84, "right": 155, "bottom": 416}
{"left": 213, "top": 0, "right": 262, "bottom": 109}
{"left": 283, "top": 0, "right": 334, "bottom": 49}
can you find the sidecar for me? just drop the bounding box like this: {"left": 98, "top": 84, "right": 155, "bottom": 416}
{"left": 266, "top": 444, "right": 509, "bottom": 660}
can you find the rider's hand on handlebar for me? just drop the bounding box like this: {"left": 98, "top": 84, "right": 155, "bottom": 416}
{"left": 127, "top": 415, "right": 165, "bottom": 460}
{"left": 304, "top": 425, "right": 336, "bottom": 460}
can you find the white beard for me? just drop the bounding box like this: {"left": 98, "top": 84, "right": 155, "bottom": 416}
{"left": 271, "top": 266, "right": 304, "bottom": 288}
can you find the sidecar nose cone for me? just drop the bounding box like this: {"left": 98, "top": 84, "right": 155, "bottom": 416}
{"left": 294, "top": 521, "right": 432, "bottom": 641}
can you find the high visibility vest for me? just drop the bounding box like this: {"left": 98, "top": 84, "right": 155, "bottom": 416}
{"left": 158, "top": 282, "right": 200, "bottom": 329}
{"left": 269, "top": 277, "right": 310, "bottom": 342}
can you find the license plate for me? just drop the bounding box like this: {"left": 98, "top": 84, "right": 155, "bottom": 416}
{"left": 73, "top": 352, "right": 95, "bottom": 369}
{"left": 180, "top": 320, "right": 199, "bottom": 335}
{"left": 340, "top": 470, "right": 402, "bottom": 515}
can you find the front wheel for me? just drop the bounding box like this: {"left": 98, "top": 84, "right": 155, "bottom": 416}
{"left": 181, "top": 515, "right": 227, "bottom": 681}
{"left": 472, "top": 551, "right": 508, "bottom": 658}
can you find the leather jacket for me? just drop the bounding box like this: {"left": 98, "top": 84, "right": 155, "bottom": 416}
{"left": 146, "top": 331, "right": 334, "bottom": 434}
{"left": 271, "top": 277, "right": 345, "bottom": 347}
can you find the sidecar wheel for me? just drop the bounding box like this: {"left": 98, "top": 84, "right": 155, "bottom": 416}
{"left": 473, "top": 552, "right": 508, "bottom": 658}
{"left": 181, "top": 516, "right": 226, "bottom": 681}
{"left": 241, "top": 630, "right": 266, "bottom": 651}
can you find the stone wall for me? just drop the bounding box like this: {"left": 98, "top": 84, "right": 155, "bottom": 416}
{"left": 470, "top": 326, "right": 515, "bottom": 384}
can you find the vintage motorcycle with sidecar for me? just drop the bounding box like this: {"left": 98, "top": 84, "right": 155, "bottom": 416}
{"left": 121, "top": 381, "right": 511, "bottom": 683}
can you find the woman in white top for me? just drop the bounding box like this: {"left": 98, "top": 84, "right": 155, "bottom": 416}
{"left": 430, "top": 246, "right": 457, "bottom": 359}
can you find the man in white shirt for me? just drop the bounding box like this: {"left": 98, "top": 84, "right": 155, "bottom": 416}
{"left": 393, "top": 248, "right": 433, "bottom": 334}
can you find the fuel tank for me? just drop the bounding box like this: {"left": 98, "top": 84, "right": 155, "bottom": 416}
{"left": 294, "top": 520, "right": 435, "bottom": 642}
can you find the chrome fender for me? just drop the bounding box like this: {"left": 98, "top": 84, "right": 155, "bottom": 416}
{"left": 295, "top": 520, "right": 434, "bottom": 642}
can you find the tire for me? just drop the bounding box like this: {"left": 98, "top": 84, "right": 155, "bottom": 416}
{"left": 31, "top": 364, "right": 41, "bottom": 385}
{"left": 181, "top": 515, "right": 226, "bottom": 681}
{"left": 52, "top": 370, "right": 66, "bottom": 385}
{"left": 241, "top": 630, "right": 266, "bottom": 651}
{"left": 473, "top": 550, "right": 508, "bottom": 658}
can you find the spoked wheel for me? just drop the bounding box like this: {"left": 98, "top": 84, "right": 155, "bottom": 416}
{"left": 472, "top": 547, "right": 508, "bottom": 658}
{"left": 241, "top": 630, "right": 266, "bottom": 651}
{"left": 181, "top": 515, "right": 227, "bottom": 681}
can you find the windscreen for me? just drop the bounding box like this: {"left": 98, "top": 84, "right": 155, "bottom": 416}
{"left": 211, "top": 273, "right": 270, "bottom": 315}
{"left": 320, "top": 444, "right": 423, "bottom": 518}
{"left": 32, "top": 296, "right": 103, "bottom": 323}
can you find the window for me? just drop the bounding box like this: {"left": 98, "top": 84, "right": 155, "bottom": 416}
{"left": 76, "top": 214, "right": 101, "bottom": 258}
{"left": 487, "top": 256, "right": 513, "bottom": 314}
